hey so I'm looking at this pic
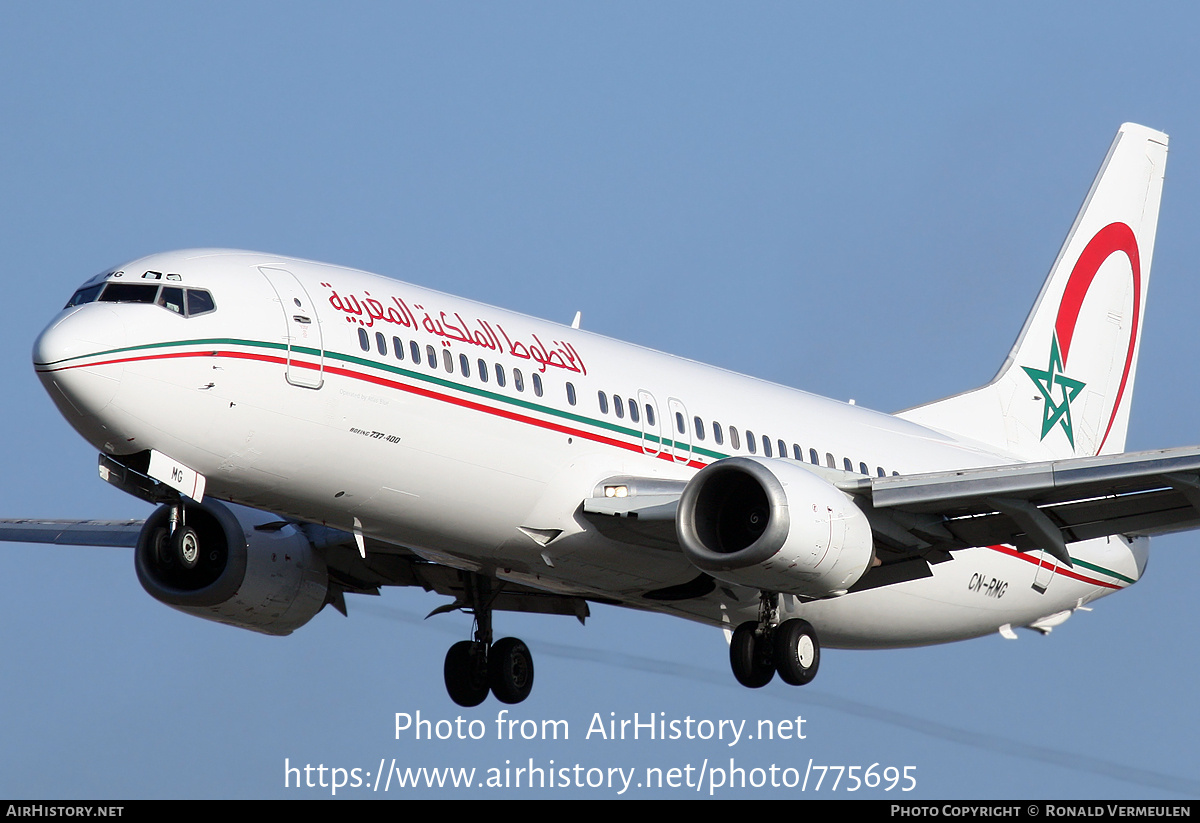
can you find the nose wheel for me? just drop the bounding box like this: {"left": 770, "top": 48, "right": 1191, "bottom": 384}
{"left": 151, "top": 506, "right": 202, "bottom": 570}
{"left": 172, "top": 526, "right": 201, "bottom": 569}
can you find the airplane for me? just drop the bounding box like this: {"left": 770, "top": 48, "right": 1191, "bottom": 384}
{"left": 11, "top": 121, "right": 1199, "bottom": 708}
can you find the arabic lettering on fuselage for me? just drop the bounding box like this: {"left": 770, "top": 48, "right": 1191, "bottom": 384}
{"left": 319, "top": 282, "right": 586, "bottom": 375}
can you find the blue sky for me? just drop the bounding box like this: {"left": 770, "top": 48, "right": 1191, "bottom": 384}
{"left": 2, "top": 3, "right": 1200, "bottom": 799}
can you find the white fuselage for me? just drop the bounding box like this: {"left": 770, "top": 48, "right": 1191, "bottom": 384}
{"left": 34, "top": 249, "right": 1147, "bottom": 650}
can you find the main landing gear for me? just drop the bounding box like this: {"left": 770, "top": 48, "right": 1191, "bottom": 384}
{"left": 729, "top": 592, "right": 820, "bottom": 689}
{"left": 441, "top": 574, "right": 535, "bottom": 708}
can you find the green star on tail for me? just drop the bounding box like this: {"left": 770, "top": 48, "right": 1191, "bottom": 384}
{"left": 1022, "top": 335, "right": 1086, "bottom": 448}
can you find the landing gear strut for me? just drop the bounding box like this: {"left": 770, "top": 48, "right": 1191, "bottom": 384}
{"left": 151, "top": 504, "right": 202, "bottom": 570}
{"left": 729, "top": 592, "right": 820, "bottom": 688}
{"left": 441, "top": 573, "right": 535, "bottom": 707}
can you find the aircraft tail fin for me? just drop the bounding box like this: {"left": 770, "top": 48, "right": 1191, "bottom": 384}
{"left": 899, "top": 123, "right": 1168, "bottom": 460}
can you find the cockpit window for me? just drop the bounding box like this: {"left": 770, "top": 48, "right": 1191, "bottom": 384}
{"left": 99, "top": 283, "right": 159, "bottom": 303}
{"left": 64, "top": 283, "right": 104, "bottom": 308}
{"left": 67, "top": 280, "right": 218, "bottom": 318}
{"left": 186, "top": 289, "right": 216, "bottom": 316}
{"left": 158, "top": 287, "right": 185, "bottom": 315}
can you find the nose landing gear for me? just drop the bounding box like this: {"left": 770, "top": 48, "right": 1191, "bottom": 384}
{"left": 150, "top": 505, "right": 203, "bottom": 571}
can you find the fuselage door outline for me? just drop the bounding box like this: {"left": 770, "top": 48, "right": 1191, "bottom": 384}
{"left": 259, "top": 266, "right": 325, "bottom": 390}
{"left": 667, "top": 396, "right": 692, "bottom": 463}
{"left": 637, "top": 389, "right": 661, "bottom": 456}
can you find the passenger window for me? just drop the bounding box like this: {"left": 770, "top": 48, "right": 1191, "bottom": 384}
{"left": 859, "top": 462, "right": 869, "bottom": 475}
{"left": 495, "top": 363, "right": 506, "bottom": 387}
{"left": 694, "top": 417, "right": 705, "bottom": 441}
{"left": 746, "top": 430, "right": 756, "bottom": 454}
{"left": 460, "top": 354, "right": 471, "bottom": 377}
{"left": 779, "top": 440, "right": 787, "bottom": 459}
{"left": 844, "top": 457, "right": 854, "bottom": 472}
{"left": 629, "top": 402, "right": 640, "bottom": 424}
{"left": 676, "top": 412, "right": 685, "bottom": 435}
{"left": 730, "top": 427, "right": 740, "bottom": 450}
{"left": 810, "top": 448, "right": 819, "bottom": 465}
{"left": 410, "top": 341, "right": 421, "bottom": 362}
{"left": 566, "top": 382, "right": 576, "bottom": 405}
{"left": 826, "top": 453, "right": 836, "bottom": 468}
{"left": 478, "top": 359, "right": 488, "bottom": 382}
{"left": 532, "top": 373, "right": 543, "bottom": 396}
{"left": 762, "top": 435, "right": 772, "bottom": 457}
{"left": 358, "top": 328, "right": 370, "bottom": 351}
{"left": 426, "top": 345, "right": 437, "bottom": 369}
{"left": 645, "top": 404, "right": 654, "bottom": 426}
{"left": 713, "top": 422, "right": 724, "bottom": 446}
{"left": 443, "top": 349, "right": 453, "bottom": 372}
{"left": 376, "top": 332, "right": 387, "bottom": 356}
{"left": 513, "top": 368, "right": 524, "bottom": 392}
{"left": 877, "top": 467, "right": 886, "bottom": 477}
{"left": 393, "top": 337, "right": 404, "bottom": 360}
{"left": 614, "top": 395, "right": 624, "bottom": 419}
{"left": 598, "top": 391, "right": 609, "bottom": 414}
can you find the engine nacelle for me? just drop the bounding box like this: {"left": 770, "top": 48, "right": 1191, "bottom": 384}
{"left": 676, "top": 457, "right": 874, "bottom": 598}
{"left": 134, "top": 500, "right": 329, "bottom": 636}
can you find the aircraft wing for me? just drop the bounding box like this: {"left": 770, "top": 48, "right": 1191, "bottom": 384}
{"left": 14, "top": 444, "right": 1199, "bottom": 605}
{"left": 583, "top": 446, "right": 1200, "bottom": 590}
{"left": 0, "top": 519, "right": 144, "bottom": 547}
{"left": 0, "top": 514, "right": 588, "bottom": 620}
{"left": 840, "top": 445, "right": 1200, "bottom": 568}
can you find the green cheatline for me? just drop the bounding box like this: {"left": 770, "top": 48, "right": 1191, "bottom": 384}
{"left": 43, "top": 335, "right": 729, "bottom": 461}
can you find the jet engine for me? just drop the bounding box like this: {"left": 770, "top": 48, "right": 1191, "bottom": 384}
{"left": 134, "top": 500, "right": 329, "bottom": 636}
{"left": 676, "top": 457, "right": 874, "bottom": 598}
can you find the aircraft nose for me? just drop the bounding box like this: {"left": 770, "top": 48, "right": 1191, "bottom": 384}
{"left": 33, "top": 306, "right": 127, "bottom": 415}
{"left": 33, "top": 305, "right": 126, "bottom": 368}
